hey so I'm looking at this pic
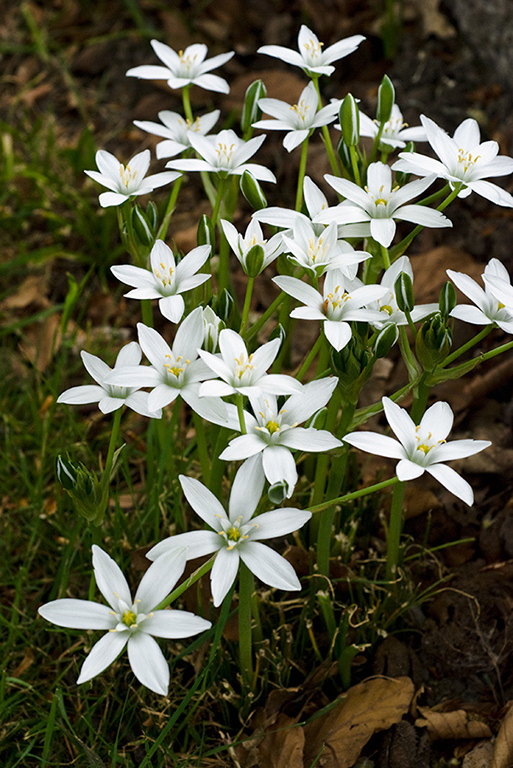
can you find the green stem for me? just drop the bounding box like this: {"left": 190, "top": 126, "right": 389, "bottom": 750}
{"left": 236, "top": 394, "right": 247, "bottom": 434}
{"left": 295, "top": 136, "right": 310, "bottom": 211}
{"left": 417, "top": 183, "right": 450, "bottom": 207}
{"left": 239, "top": 276, "right": 255, "bottom": 335}
{"left": 211, "top": 177, "right": 227, "bottom": 225}
{"left": 349, "top": 145, "right": 361, "bottom": 186}
{"left": 386, "top": 481, "right": 405, "bottom": 581}
{"left": 104, "top": 408, "right": 122, "bottom": 480}
{"left": 398, "top": 325, "right": 421, "bottom": 381}
{"left": 182, "top": 86, "right": 193, "bottom": 122}
{"left": 140, "top": 299, "right": 153, "bottom": 328}
{"left": 238, "top": 562, "right": 254, "bottom": 690}
{"left": 442, "top": 326, "right": 492, "bottom": 366}
{"left": 478, "top": 337, "right": 513, "bottom": 363}
{"left": 246, "top": 291, "right": 286, "bottom": 341}
{"left": 155, "top": 557, "right": 215, "bottom": 610}
{"left": 410, "top": 372, "right": 431, "bottom": 424}
{"left": 295, "top": 334, "right": 323, "bottom": 381}
{"left": 311, "top": 77, "right": 341, "bottom": 176}
{"left": 369, "top": 122, "right": 385, "bottom": 164}
{"left": 380, "top": 242, "right": 391, "bottom": 270}
{"left": 309, "top": 476, "right": 400, "bottom": 514}
{"left": 192, "top": 412, "right": 211, "bottom": 486}
{"left": 156, "top": 175, "right": 184, "bottom": 241}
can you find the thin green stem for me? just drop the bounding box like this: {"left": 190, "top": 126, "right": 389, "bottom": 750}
{"left": 239, "top": 276, "right": 255, "bottom": 335}
{"left": 182, "top": 86, "right": 193, "bottom": 122}
{"left": 211, "top": 177, "right": 227, "bottom": 225}
{"left": 386, "top": 481, "right": 405, "bottom": 581}
{"left": 309, "top": 476, "right": 400, "bottom": 514}
{"left": 312, "top": 77, "right": 341, "bottom": 176}
{"left": 238, "top": 562, "right": 255, "bottom": 690}
{"left": 192, "top": 412, "right": 211, "bottom": 486}
{"left": 236, "top": 394, "right": 247, "bottom": 434}
{"left": 104, "top": 408, "right": 122, "bottom": 481}
{"left": 295, "top": 334, "right": 323, "bottom": 381}
{"left": 479, "top": 337, "right": 513, "bottom": 363}
{"left": 156, "top": 175, "right": 184, "bottom": 240}
{"left": 442, "top": 325, "right": 492, "bottom": 366}
{"left": 295, "top": 137, "right": 310, "bottom": 211}
{"left": 246, "top": 291, "right": 286, "bottom": 341}
{"left": 369, "top": 122, "right": 385, "bottom": 164}
{"left": 349, "top": 145, "right": 361, "bottom": 186}
{"left": 410, "top": 372, "right": 431, "bottom": 424}
{"left": 380, "top": 242, "right": 391, "bottom": 270}
{"left": 417, "top": 183, "right": 450, "bottom": 207}
{"left": 156, "top": 557, "right": 215, "bottom": 610}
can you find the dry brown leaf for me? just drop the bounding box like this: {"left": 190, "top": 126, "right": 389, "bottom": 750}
{"left": 415, "top": 707, "right": 492, "bottom": 741}
{"left": 0, "top": 274, "right": 49, "bottom": 312}
{"left": 303, "top": 676, "right": 415, "bottom": 768}
{"left": 19, "top": 313, "right": 62, "bottom": 372}
{"left": 257, "top": 713, "right": 304, "bottom": 768}
{"left": 492, "top": 703, "right": 513, "bottom": 768}
{"left": 11, "top": 649, "right": 35, "bottom": 677}
{"left": 463, "top": 740, "right": 494, "bottom": 768}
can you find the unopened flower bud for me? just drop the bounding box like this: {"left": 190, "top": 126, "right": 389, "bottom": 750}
{"left": 197, "top": 214, "right": 215, "bottom": 248}
{"left": 267, "top": 322, "right": 286, "bottom": 347}
{"left": 394, "top": 271, "right": 415, "bottom": 313}
{"left": 56, "top": 455, "right": 107, "bottom": 525}
{"left": 241, "top": 79, "right": 267, "bottom": 134}
{"left": 268, "top": 479, "right": 292, "bottom": 504}
{"left": 212, "top": 288, "right": 234, "bottom": 323}
{"left": 202, "top": 306, "right": 223, "bottom": 352}
{"left": 132, "top": 204, "right": 155, "bottom": 247}
{"left": 305, "top": 406, "right": 328, "bottom": 430}
{"left": 243, "top": 243, "right": 265, "bottom": 277}
{"left": 376, "top": 75, "right": 395, "bottom": 124}
{"left": 439, "top": 280, "right": 457, "bottom": 318}
{"left": 415, "top": 313, "right": 452, "bottom": 370}
{"left": 340, "top": 93, "right": 360, "bottom": 147}
{"left": 240, "top": 170, "right": 267, "bottom": 210}
{"left": 374, "top": 324, "right": 399, "bottom": 358}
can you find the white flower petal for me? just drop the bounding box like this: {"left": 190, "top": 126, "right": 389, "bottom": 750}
{"left": 142, "top": 610, "right": 211, "bottom": 638}
{"left": 252, "top": 508, "right": 311, "bottom": 540}
{"left": 38, "top": 599, "right": 116, "bottom": 630}
{"left": 92, "top": 545, "right": 132, "bottom": 610}
{"left": 134, "top": 548, "right": 187, "bottom": 612}
{"left": 239, "top": 541, "right": 301, "bottom": 592}
{"left": 179, "top": 475, "right": 226, "bottom": 528}
{"left": 77, "top": 631, "right": 129, "bottom": 684}
{"left": 211, "top": 548, "right": 240, "bottom": 606}
{"left": 426, "top": 463, "right": 474, "bottom": 505}
{"left": 127, "top": 632, "right": 169, "bottom": 695}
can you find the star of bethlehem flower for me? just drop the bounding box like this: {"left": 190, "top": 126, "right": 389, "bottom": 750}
{"left": 219, "top": 378, "right": 341, "bottom": 496}
{"left": 356, "top": 103, "right": 427, "bottom": 150}
{"left": 252, "top": 81, "right": 340, "bottom": 152}
{"left": 317, "top": 162, "right": 450, "bottom": 248}
{"left": 198, "top": 329, "right": 303, "bottom": 398}
{"left": 38, "top": 546, "right": 211, "bottom": 695}
{"left": 105, "top": 308, "right": 226, "bottom": 425}
{"left": 254, "top": 176, "right": 370, "bottom": 240}
{"left": 166, "top": 129, "right": 276, "bottom": 182}
{"left": 201, "top": 306, "right": 223, "bottom": 353}
{"left": 257, "top": 24, "right": 365, "bottom": 78}
{"left": 147, "top": 457, "right": 312, "bottom": 606}
{"left": 370, "top": 256, "right": 438, "bottom": 328}
{"left": 392, "top": 116, "right": 513, "bottom": 206}
{"left": 447, "top": 259, "right": 513, "bottom": 333}
{"left": 57, "top": 342, "right": 161, "bottom": 418}
{"left": 273, "top": 270, "right": 387, "bottom": 351}
{"left": 280, "top": 217, "right": 370, "bottom": 278}
{"left": 126, "top": 40, "right": 234, "bottom": 93}
{"left": 134, "top": 109, "right": 220, "bottom": 159}
{"left": 343, "top": 397, "right": 491, "bottom": 505}
{"left": 84, "top": 149, "right": 180, "bottom": 208}
{"left": 111, "top": 239, "right": 211, "bottom": 323}
{"left": 482, "top": 268, "right": 513, "bottom": 323}
{"left": 220, "top": 218, "right": 283, "bottom": 275}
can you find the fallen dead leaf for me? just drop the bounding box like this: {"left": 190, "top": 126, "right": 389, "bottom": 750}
{"left": 492, "top": 703, "right": 513, "bottom": 768}
{"left": 11, "top": 649, "right": 35, "bottom": 677}
{"left": 303, "top": 676, "right": 415, "bottom": 768}
{"left": 19, "top": 312, "right": 62, "bottom": 372}
{"left": 463, "top": 740, "right": 494, "bottom": 768}
{"left": 415, "top": 707, "right": 492, "bottom": 741}
{"left": 257, "top": 713, "right": 304, "bottom": 768}
{"left": 0, "top": 274, "right": 50, "bottom": 312}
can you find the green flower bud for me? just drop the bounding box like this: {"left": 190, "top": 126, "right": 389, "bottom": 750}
{"left": 268, "top": 480, "right": 291, "bottom": 505}
{"left": 212, "top": 288, "right": 234, "bottom": 323}
{"left": 373, "top": 323, "right": 399, "bottom": 358}
{"left": 395, "top": 142, "right": 414, "bottom": 186}
{"left": 146, "top": 201, "right": 159, "bottom": 232}
{"left": 240, "top": 170, "right": 267, "bottom": 210}
{"left": 340, "top": 94, "right": 360, "bottom": 147}
{"left": 305, "top": 406, "right": 328, "bottom": 430}
{"left": 201, "top": 306, "right": 223, "bottom": 353}
{"left": 197, "top": 214, "right": 215, "bottom": 248}
{"left": 56, "top": 455, "right": 107, "bottom": 525}
{"left": 241, "top": 79, "right": 267, "bottom": 134}
{"left": 244, "top": 243, "right": 265, "bottom": 277}
{"left": 439, "top": 280, "right": 457, "bottom": 318}
{"left": 394, "top": 271, "right": 415, "bottom": 313}
{"left": 376, "top": 75, "right": 395, "bottom": 124}
{"left": 337, "top": 137, "right": 353, "bottom": 175}
{"left": 267, "top": 322, "right": 285, "bottom": 347}
{"left": 131, "top": 204, "right": 155, "bottom": 247}
{"left": 415, "top": 313, "right": 452, "bottom": 371}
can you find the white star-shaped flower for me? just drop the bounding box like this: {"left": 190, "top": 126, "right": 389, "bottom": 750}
{"left": 370, "top": 256, "right": 438, "bottom": 328}
{"left": 221, "top": 218, "right": 283, "bottom": 274}
{"left": 38, "top": 546, "right": 211, "bottom": 695}
{"left": 343, "top": 397, "right": 490, "bottom": 505}
{"left": 134, "top": 110, "right": 220, "bottom": 159}
{"left": 448, "top": 259, "right": 513, "bottom": 333}
{"left": 253, "top": 81, "right": 340, "bottom": 152}
{"left": 258, "top": 25, "right": 364, "bottom": 78}
{"left": 111, "top": 239, "right": 211, "bottom": 323}
{"left": 84, "top": 149, "right": 179, "bottom": 208}
{"left": 166, "top": 129, "right": 276, "bottom": 182}
{"left": 147, "top": 458, "right": 311, "bottom": 606}
{"left": 356, "top": 103, "right": 427, "bottom": 150}
{"left": 274, "top": 270, "right": 387, "bottom": 351}
{"left": 392, "top": 116, "right": 513, "bottom": 206}
{"left": 317, "top": 162, "right": 449, "bottom": 247}
{"left": 126, "top": 41, "right": 234, "bottom": 93}
{"left": 57, "top": 342, "right": 161, "bottom": 418}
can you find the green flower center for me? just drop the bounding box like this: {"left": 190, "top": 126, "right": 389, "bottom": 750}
{"left": 266, "top": 419, "right": 280, "bottom": 434}
{"left": 226, "top": 526, "right": 241, "bottom": 542}
{"left": 122, "top": 610, "right": 137, "bottom": 627}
